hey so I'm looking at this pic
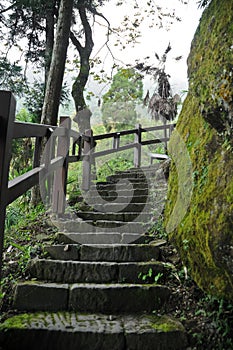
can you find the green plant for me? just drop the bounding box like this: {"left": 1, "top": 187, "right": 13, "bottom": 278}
{"left": 96, "top": 156, "right": 133, "bottom": 183}
{"left": 138, "top": 268, "right": 163, "bottom": 284}
{"left": 182, "top": 239, "right": 190, "bottom": 251}
{"left": 148, "top": 217, "right": 168, "bottom": 240}
{"left": 192, "top": 294, "right": 233, "bottom": 348}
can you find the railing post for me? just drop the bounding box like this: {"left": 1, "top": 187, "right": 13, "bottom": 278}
{"left": 0, "top": 91, "right": 16, "bottom": 278}
{"left": 113, "top": 133, "right": 120, "bottom": 150}
{"left": 52, "top": 116, "right": 71, "bottom": 215}
{"left": 134, "top": 123, "right": 142, "bottom": 168}
{"left": 82, "top": 129, "right": 94, "bottom": 191}
{"left": 164, "top": 121, "right": 168, "bottom": 153}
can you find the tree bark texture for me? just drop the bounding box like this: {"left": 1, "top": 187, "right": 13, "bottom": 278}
{"left": 71, "top": 2, "right": 94, "bottom": 133}
{"left": 44, "top": 1, "right": 56, "bottom": 83}
{"left": 41, "top": 0, "right": 74, "bottom": 126}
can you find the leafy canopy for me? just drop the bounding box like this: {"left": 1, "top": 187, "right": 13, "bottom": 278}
{"left": 101, "top": 68, "right": 143, "bottom": 131}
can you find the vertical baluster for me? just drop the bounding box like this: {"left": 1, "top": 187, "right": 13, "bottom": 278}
{"left": 134, "top": 124, "right": 142, "bottom": 168}
{"left": 52, "top": 117, "right": 71, "bottom": 215}
{"left": 0, "top": 91, "right": 16, "bottom": 277}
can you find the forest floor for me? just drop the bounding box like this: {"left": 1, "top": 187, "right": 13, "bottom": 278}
{"left": 0, "top": 210, "right": 233, "bottom": 350}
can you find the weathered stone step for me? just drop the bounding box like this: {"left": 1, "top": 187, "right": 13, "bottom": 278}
{"left": 86, "top": 195, "right": 148, "bottom": 204}
{"left": 56, "top": 232, "right": 145, "bottom": 245}
{"left": 75, "top": 211, "right": 152, "bottom": 222}
{"left": 91, "top": 180, "right": 150, "bottom": 190}
{"left": 77, "top": 202, "right": 152, "bottom": 213}
{"left": 29, "top": 259, "right": 172, "bottom": 284}
{"left": 106, "top": 169, "right": 163, "bottom": 181}
{"left": 91, "top": 177, "right": 149, "bottom": 189}
{"left": 45, "top": 241, "right": 166, "bottom": 261}
{"left": 0, "top": 312, "right": 188, "bottom": 350}
{"left": 87, "top": 188, "right": 149, "bottom": 198}
{"left": 13, "top": 282, "right": 170, "bottom": 313}
{"left": 106, "top": 173, "right": 147, "bottom": 180}
{"left": 55, "top": 220, "right": 150, "bottom": 232}
{"left": 85, "top": 189, "right": 167, "bottom": 205}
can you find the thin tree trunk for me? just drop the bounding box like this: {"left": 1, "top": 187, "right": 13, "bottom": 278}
{"left": 41, "top": 0, "right": 74, "bottom": 126}
{"left": 45, "top": 1, "right": 56, "bottom": 83}
{"left": 31, "top": 0, "right": 74, "bottom": 207}
{"left": 31, "top": 2, "right": 56, "bottom": 207}
{"left": 71, "top": 3, "right": 94, "bottom": 134}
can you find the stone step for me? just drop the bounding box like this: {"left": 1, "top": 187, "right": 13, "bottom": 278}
{"left": 87, "top": 188, "right": 149, "bottom": 198}
{"left": 106, "top": 169, "right": 163, "bottom": 181}
{"left": 76, "top": 202, "right": 152, "bottom": 213}
{"left": 91, "top": 180, "right": 150, "bottom": 189}
{"left": 0, "top": 312, "right": 188, "bottom": 350}
{"left": 54, "top": 220, "right": 151, "bottom": 233}
{"left": 85, "top": 189, "right": 167, "bottom": 205}
{"left": 106, "top": 173, "right": 148, "bottom": 181}
{"left": 55, "top": 232, "right": 146, "bottom": 245}
{"left": 45, "top": 240, "right": 166, "bottom": 261}
{"left": 75, "top": 211, "right": 152, "bottom": 222}
{"left": 92, "top": 180, "right": 167, "bottom": 190}
{"left": 29, "top": 259, "right": 173, "bottom": 284}
{"left": 86, "top": 195, "right": 148, "bottom": 204}
{"left": 13, "top": 282, "right": 170, "bottom": 313}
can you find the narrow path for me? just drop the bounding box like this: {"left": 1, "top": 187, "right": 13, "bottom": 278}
{"left": 0, "top": 164, "right": 188, "bottom": 350}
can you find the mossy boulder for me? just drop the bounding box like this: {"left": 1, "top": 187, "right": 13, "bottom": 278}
{"left": 165, "top": 0, "right": 233, "bottom": 300}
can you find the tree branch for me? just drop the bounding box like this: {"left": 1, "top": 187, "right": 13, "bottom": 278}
{"left": 70, "top": 30, "right": 84, "bottom": 53}
{"left": 78, "top": 4, "right": 94, "bottom": 55}
{"left": 0, "top": 2, "right": 17, "bottom": 15}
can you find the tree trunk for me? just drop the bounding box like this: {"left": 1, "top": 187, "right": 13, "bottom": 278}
{"left": 31, "top": 0, "right": 74, "bottom": 208}
{"left": 41, "top": 0, "right": 74, "bottom": 126}
{"left": 44, "top": 1, "right": 56, "bottom": 83}
{"left": 72, "top": 55, "right": 92, "bottom": 133}
{"left": 71, "top": 3, "right": 94, "bottom": 134}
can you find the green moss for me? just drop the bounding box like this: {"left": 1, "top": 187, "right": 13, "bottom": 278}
{"left": 146, "top": 315, "right": 184, "bottom": 332}
{"left": 188, "top": 0, "right": 233, "bottom": 139}
{"left": 165, "top": 0, "right": 233, "bottom": 300}
{"left": 0, "top": 313, "right": 35, "bottom": 330}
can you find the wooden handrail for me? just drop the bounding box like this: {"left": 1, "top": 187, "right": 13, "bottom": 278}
{"left": 0, "top": 91, "right": 81, "bottom": 277}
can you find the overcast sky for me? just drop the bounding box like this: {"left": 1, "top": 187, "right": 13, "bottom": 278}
{"left": 84, "top": 0, "right": 203, "bottom": 99}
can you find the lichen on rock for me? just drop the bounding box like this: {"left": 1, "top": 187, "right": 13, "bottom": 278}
{"left": 165, "top": 0, "right": 233, "bottom": 300}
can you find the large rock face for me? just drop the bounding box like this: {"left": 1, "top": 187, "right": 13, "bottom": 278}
{"left": 165, "top": 0, "right": 233, "bottom": 300}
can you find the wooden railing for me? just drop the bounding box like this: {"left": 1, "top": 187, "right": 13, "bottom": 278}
{"left": 0, "top": 91, "right": 80, "bottom": 276}
{"left": 80, "top": 123, "right": 175, "bottom": 190}
{"left": 0, "top": 90, "right": 175, "bottom": 276}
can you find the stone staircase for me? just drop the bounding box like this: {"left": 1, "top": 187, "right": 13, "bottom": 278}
{"left": 0, "top": 164, "right": 188, "bottom": 350}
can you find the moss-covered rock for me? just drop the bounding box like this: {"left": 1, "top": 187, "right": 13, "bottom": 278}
{"left": 165, "top": 0, "right": 233, "bottom": 300}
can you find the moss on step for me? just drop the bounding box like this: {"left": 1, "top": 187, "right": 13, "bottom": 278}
{"left": 145, "top": 315, "right": 185, "bottom": 332}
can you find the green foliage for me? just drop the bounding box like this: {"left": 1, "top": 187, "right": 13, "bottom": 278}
{"left": 101, "top": 68, "right": 143, "bottom": 132}
{"left": 24, "top": 81, "right": 70, "bottom": 123}
{"left": 96, "top": 156, "right": 133, "bottom": 183}
{"left": 10, "top": 109, "right": 35, "bottom": 181}
{"left": 138, "top": 269, "right": 163, "bottom": 284}
{"left": 148, "top": 217, "right": 168, "bottom": 240}
{"left": 193, "top": 295, "right": 233, "bottom": 348}
{"left": 0, "top": 58, "right": 26, "bottom": 96}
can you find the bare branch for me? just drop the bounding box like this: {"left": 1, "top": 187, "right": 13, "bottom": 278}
{"left": 78, "top": 4, "right": 94, "bottom": 55}
{"left": 0, "top": 2, "right": 17, "bottom": 15}
{"left": 70, "top": 30, "right": 83, "bottom": 53}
